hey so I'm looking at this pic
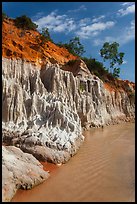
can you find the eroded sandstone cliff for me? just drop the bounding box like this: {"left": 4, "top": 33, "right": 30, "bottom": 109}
{"left": 2, "top": 57, "right": 84, "bottom": 164}
{"left": 2, "top": 57, "right": 135, "bottom": 164}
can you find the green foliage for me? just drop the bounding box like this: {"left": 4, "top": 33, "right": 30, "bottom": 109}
{"left": 2, "top": 12, "right": 8, "bottom": 21}
{"left": 56, "top": 41, "right": 62, "bottom": 47}
{"left": 113, "top": 67, "right": 120, "bottom": 78}
{"left": 82, "top": 57, "right": 110, "bottom": 81}
{"left": 36, "top": 27, "right": 53, "bottom": 46}
{"left": 100, "top": 42, "right": 125, "bottom": 78}
{"left": 15, "top": 15, "right": 38, "bottom": 30}
{"left": 41, "top": 28, "right": 53, "bottom": 42}
{"left": 56, "top": 37, "right": 85, "bottom": 57}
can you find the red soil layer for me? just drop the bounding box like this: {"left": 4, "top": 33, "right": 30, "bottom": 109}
{"left": 2, "top": 18, "right": 77, "bottom": 67}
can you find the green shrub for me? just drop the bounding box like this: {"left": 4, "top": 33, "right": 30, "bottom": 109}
{"left": 41, "top": 28, "right": 53, "bottom": 42}
{"left": 15, "top": 15, "right": 38, "bottom": 30}
{"left": 36, "top": 27, "right": 53, "bottom": 46}
{"left": 82, "top": 57, "right": 114, "bottom": 82}
{"left": 56, "top": 37, "right": 85, "bottom": 57}
{"left": 2, "top": 12, "right": 8, "bottom": 21}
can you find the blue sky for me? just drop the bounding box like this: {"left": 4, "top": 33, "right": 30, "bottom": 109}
{"left": 2, "top": 2, "right": 135, "bottom": 82}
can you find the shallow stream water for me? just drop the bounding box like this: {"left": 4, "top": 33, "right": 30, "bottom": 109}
{"left": 12, "top": 123, "right": 135, "bottom": 202}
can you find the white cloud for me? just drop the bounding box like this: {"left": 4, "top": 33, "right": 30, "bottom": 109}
{"left": 121, "top": 20, "right": 135, "bottom": 43}
{"left": 34, "top": 8, "right": 134, "bottom": 47}
{"left": 121, "top": 2, "right": 134, "bottom": 6}
{"left": 68, "top": 5, "right": 87, "bottom": 13}
{"left": 76, "top": 21, "right": 115, "bottom": 39}
{"left": 79, "top": 18, "right": 91, "bottom": 26}
{"left": 118, "top": 3, "right": 135, "bottom": 16}
{"left": 93, "top": 39, "right": 103, "bottom": 46}
{"left": 123, "top": 60, "right": 128, "bottom": 64}
{"left": 34, "top": 11, "right": 76, "bottom": 33}
{"left": 93, "top": 20, "right": 135, "bottom": 46}
{"left": 92, "top": 15, "right": 105, "bottom": 23}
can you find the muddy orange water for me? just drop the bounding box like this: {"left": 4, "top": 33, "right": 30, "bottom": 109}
{"left": 11, "top": 123, "right": 135, "bottom": 202}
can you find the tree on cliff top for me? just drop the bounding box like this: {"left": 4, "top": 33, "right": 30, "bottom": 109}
{"left": 40, "top": 27, "right": 53, "bottom": 43}
{"left": 15, "top": 15, "right": 38, "bottom": 31}
{"left": 57, "top": 37, "right": 85, "bottom": 57}
{"left": 100, "top": 42, "right": 125, "bottom": 78}
{"left": 35, "top": 27, "right": 53, "bottom": 47}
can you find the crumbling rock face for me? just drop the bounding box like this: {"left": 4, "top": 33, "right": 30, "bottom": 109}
{"left": 2, "top": 57, "right": 84, "bottom": 164}
{"left": 41, "top": 60, "right": 135, "bottom": 128}
{"left": 2, "top": 145, "right": 49, "bottom": 202}
{"left": 61, "top": 59, "right": 92, "bottom": 77}
{"left": 2, "top": 57, "right": 135, "bottom": 163}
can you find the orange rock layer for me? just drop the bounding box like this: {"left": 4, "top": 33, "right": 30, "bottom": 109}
{"left": 2, "top": 18, "right": 77, "bottom": 67}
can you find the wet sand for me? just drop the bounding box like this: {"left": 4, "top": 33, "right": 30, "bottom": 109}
{"left": 40, "top": 161, "right": 59, "bottom": 173}
{"left": 11, "top": 123, "right": 135, "bottom": 202}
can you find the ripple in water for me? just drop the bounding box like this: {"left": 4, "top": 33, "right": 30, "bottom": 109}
{"left": 11, "top": 123, "right": 135, "bottom": 202}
